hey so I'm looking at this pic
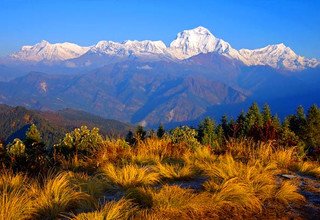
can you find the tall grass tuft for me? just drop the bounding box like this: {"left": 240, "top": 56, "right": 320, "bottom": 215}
{"left": 292, "top": 161, "right": 320, "bottom": 178}
{"left": 101, "top": 163, "right": 160, "bottom": 189}
{"left": 274, "top": 181, "right": 305, "bottom": 205}
{"left": 70, "top": 199, "right": 137, "bottom": 220}
{"left": 33, "top": 172, "right": 94, "bottom": 219}
{"left": 156, "top": 162, "right": 196, "bottom": 181}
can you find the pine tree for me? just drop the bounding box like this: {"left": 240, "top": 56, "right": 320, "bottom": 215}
{"left": 157, "top": 124, "right": 165, "bottom": 138}
{"left": 272, "top": 114, "right": 281, "bottom": 131}
{"left": 215, "top": 125, "right": 225, "bottom": 147}
{"left": 236, "top": 111, "right": 246, "bottom": 138}
{"left": 198, "top": 117, "right": 216, "bottom": 147}
{"left": 135, "top": 125, "right": 146, "bottom": 141}
{"left": 278, "top": 118, "right": 301, "bottom": 148}
{"left": 221, "top": 115, "right": 229, "bottom": 137}
{"left": 262, "top": 104, "right": 272, "bottom": 124}
{"left": 306, "top": 105, "right": 320, "bottom": 154}
{"left": 244, "top": 102, "right": 263, "bottom": 139}
{"left": 289, "top": 105, "right": 307, "bottom": 141}
{"left": 125, "top": 131, "right": 135, "bottom": 145}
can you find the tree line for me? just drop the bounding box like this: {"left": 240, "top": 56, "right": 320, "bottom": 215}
{"left": 0, "top": 103, "right": 320, "bottom": 175}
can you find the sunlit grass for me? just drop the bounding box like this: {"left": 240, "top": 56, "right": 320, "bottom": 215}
{"left": 70, "top": 199, "right": 137, "bottom": 220}
{"left": 156, "top": 162, "right": 196, "bottom": 181}
{"left": 0, "top": 136, "right": 315, "bottom": 219}
{"left": 101, "top": 163, "right": 160, "bottom": 189}
{"left": 292, "top": 161, "right": 320, "bottom": 178}
{"left": 274, "top": 181, "right": 305, "bottom": 205}
{"left": 0, "top": 187, "right": 34, "bottom": 220}
{"left": 32, "top": 172, "right": 94, "bottom": 219}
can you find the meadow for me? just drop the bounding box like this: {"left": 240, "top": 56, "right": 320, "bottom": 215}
{"left": 1, "top": 103, "right": 320, "bottom": 219}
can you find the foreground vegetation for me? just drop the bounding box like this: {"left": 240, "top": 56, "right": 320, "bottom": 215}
{"left": 0, "top": 103, "right": 320, "bottom": 219}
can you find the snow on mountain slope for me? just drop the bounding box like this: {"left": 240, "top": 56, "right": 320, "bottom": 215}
{"left": 168, "top": 26, "right": 241, "bottom": 60}
{"left": 11, "top": 40, "right": 91, "bottom": 62}
{"left": 87, "top": 39, "right": 171, "bottom": 60}
{"left": 9, "top": 27, "right": 319, "bottom": 70}
{"left": 238, "top": 44, "right": 319, "bottom": 70}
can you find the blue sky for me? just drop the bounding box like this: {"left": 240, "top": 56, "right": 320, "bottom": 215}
{"left": 0, "top": 0, "right": 319, "bottom": 58}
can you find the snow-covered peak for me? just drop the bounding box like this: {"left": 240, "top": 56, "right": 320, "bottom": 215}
{"left": 169, "top": 26, "right": 240, "bottom": 59}
{"left": 11, "top": 40, "right": 91, "bottom": 62}
{"left": 88, "top": 39, "right": 169, "bottom": 59}
{"left": 9, "top": 27, "right": 319, "bottom": 70}
{"left": 239, "top": 43, "right": 319, "bottom": 70}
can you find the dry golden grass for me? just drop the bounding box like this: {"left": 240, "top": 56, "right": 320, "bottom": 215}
{"left": 147, "top": 185, "right": 209, "bottom": 215}
{"left": 32, "top": 172, "right": 94, "bottom": 219}
{"left": 274, "top": 181, "right": 305, "bottom": 205}
{"left": 156, "top": 162, "right": 196, "bottom": 181}
{"left": 271, "top": 147, "right": 298, "bottom": 170}
{"left": 68, "top": 172, "right": 111, "bottom": 200}
{"left": 101, "top": 163, "right": 160, "bottom": 189}
{"left": 0, "top": 187, "right": 34, "bottom": 220}
{"left": 292, "top": 161, "right": 320, "bottom": 178}
{"left": 0, "top": 171, "right": 28, "bottom": 193}
{"left": 0, "top": 137, "right": 315, "bottom": 219}
{"left": 208, "top": 178, "right": 262, "bottom": 212}
{"left": 0, "top": 170, "right": 35, "bottom": 220}
{"left": 70, "top": 199, "right": 137, "bottom": 220}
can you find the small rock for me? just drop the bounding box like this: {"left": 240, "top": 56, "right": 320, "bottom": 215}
{"left": 280, "top": 174, "right": 297, "bottom": 179}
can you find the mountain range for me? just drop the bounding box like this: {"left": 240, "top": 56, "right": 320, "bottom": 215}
{"left": 0, "top": 26, "right": 319, "bottom": 127}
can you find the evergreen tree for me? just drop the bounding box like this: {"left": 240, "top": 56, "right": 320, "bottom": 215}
{"left": 221, "top": 115, "right": 230, "bottom": 137}
{"left": 272, "top": 114, "right": 282, "bottom": 131}
{"left": 244, "top": 102, "right": 263, "bottom": 139}
{"left": 306, "top": 105, "right": 320, "bottom": 154}
{"left": 278, "top": 118, "right": 301, "bottom": 148}
{"left": 135, "top": 125, "right": 146, "bottom": 141}
{"left": 235, "top": 111, "right": 246, "bottom": 138}
{"left": 262, "top": 104, "right": 272, "bottom": 123}
{"left": 215, "top": 125, "right": 225, "bottom": 147}
{"left": 125, "top": 130, "right": 135, "bottom": 145}
{"left": 289, "top": 105, "right": 307, "bottom": 140}
{"left": 157, "top": 124, "right": 165, "bottom": 138}
{"left": 198, "top": 117, "right": 216, "bottom": 147}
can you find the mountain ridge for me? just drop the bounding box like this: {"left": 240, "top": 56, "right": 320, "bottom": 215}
{"left": 7, "top": 26, "right": 319, "bottom": 71}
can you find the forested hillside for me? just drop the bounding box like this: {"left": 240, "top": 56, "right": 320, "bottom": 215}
{"left": 0, "top": 104, "right": 133, "bottom": 146}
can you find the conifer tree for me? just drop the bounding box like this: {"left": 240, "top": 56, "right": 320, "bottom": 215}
{"left": 306, "top": 105, "right": 320, "bottom": 153}
{"left": 215, "top": 125, "right": 224, "bottom": 147}
{"left": 244, "top": 103, "right": 263, "bottom": 139}
{"left": 236, "top": 111, "right": 246, "bottom": 138}
{"left": 278, "top": 118, "right": 300, "bottom": 148}
{"left": 125, "top": 131, "right": 135, "bottom": 145}
{"left": 221, "top": 115, "right": 230, "bottom": 137}
{"left": 289, "top": 105, "right": 307, "bottom": 140}
{"left": 198, "top": 117, "right": 216, "bottom": 147}
{"left": 157, "top": 124, "right": 165, "bottom": 138}
{"left": 135, "top": 125, "right": 146, "bottom": 141}
{"left": 262, "top": 104, "right": 272, "bottom": 123}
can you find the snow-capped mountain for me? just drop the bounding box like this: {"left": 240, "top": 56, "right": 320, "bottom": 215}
{"left": 88, "top": 40, "right": 170, "bottom": 59}
{"left": 168, "top": 26, "right": 318, "bottom": 70}
{"left": 168, "top": 26, "right": 241, "bottom": 60}
{"left": 8, "top": 27, "right": 319, "bottom": 70}
{"left": 238, "top": 43, "right": 319, "bottom": 70}
{"left": 10, "top": 40, "right": 91, "bottom": 62}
